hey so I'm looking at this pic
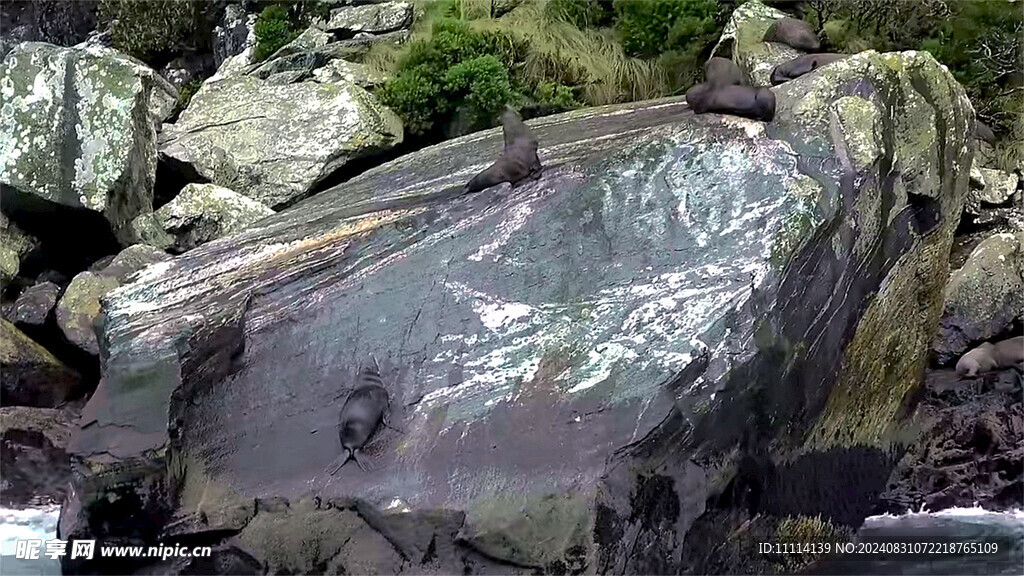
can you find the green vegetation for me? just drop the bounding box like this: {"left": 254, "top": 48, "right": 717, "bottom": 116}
{"left": 804, "top": 0, "right": 1022, "bottom": 146}
{"left": 177, "top": 79, "right": 202, "bottom": 110}
{"left": 253, "top": 2, "right": 329, "bottom": 62}
{"left": 98, "top": 0, "right": 204, "bottom": 64}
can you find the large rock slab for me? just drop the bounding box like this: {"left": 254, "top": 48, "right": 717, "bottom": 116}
{"left": 55, "top": 245, "right": 170, "bottom": 355}
{"left": 0, "top": 42, "right": 167, "bottom": 243}
{"left": 159, "top": 75, "right": 404, "bottom": 208}
{"left": 933, "top": 232, "right": 1024, "bottom": 364}
{"left": 1, "top": 319, "right": 82, "bottom": 407}
{"left": 132, "top": 183, "right": 275, "bottom": 253}
{"left": 711, "top": 0, "right": 802, "bottom": 87}
{"left": 63, "top": 50, "right": 971, "bottom": 574}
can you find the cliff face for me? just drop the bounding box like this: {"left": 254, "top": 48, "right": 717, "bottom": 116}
{"left": 60, "top": 49, "right": 972, "bottom": 574}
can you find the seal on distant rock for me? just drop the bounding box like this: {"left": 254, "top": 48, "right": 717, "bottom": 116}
{"left": 973, "top": 121, "right": 997, "bottom": 145}
{"left": 326, "top": 357, "right": 394, "bottom": 474}
{"left": 955, "top": 336, "right": 1024, "bottom": 378}
{"left": 686, "top": 83, "right": 776, "bottom": 122}
{"left": 763, "top": 17, "right": 821, "bottom": 52}
{"left": 770, "top": 53, "right": 848, "bottom": 85}
{"left": 464, "top": 107, "right": 543, "bottom": 193}
{"left": 705, "top": 57, "right": 744, "bottom": 88}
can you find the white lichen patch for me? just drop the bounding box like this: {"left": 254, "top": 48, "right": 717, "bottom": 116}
{"left": 834, "top": 96, "right": 881, "bottom": 172}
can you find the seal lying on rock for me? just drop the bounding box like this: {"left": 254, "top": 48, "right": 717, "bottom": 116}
{"left": 464, "top": 107, "right": 543, "bottom": 193}
{"left": 763, "top": 17, "right": 821, "bottom": 52}
{"left": 326, "top": 357, "right": 394, "bottom": 474}
{"left": 770, "top": 53, "right": 848, "bottom": 85}
{"left": 686, "top": 83, "right": 776, "bottom": 122}
{"left": 955, "top": 336, "right": 1024, "bottom": 378}
{"left": 705, "top": 57, "right": 744, "bottom": 87}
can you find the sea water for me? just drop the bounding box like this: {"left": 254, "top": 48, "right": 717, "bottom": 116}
{"left": 0, "top": 507, "right": 62, "bottom": 576}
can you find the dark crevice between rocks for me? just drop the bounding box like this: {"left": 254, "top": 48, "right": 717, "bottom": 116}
{"left": 300, "top": 138, "right": 434, "bottom": 208}
{"left": 154, "top": 153, "right": 211, "bottom": 210}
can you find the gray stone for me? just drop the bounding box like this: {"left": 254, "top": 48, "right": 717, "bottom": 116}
{"left": 711, "top": 0, "right": 802, "bottom": 87}
{"left": 159, "top": 75, "right": 404, "bottom": 208}
{"left": 0, "top": 213, "right": 39, "bottom": 283}
{"left": 320, "top": 2, "right": 413, "bottom": 35}
{"left": 64, "top": 49, "right": 973, "bottom": 574}
{"left": 933, "top": 231, "right": 1024, "bottom": 364}
{"left": 11, "top": 281, "right": 61, "bottom": 327}
{"left": 1, "top": 319, "right": 82, "bottom": 407}
{"left": 0, "top": 42, "right": 165, "bottom": 243}
{"left": 132, "top": 183, "right": 275, "bottom": 253}
{"left": 977, "top": 168, "right": 1019, "bottom": 205}
{"left": 54, "top": 244, "right": 171, "bottom": 355}
{"left": 312, "top": 59, "right": 386, "bottom": 88}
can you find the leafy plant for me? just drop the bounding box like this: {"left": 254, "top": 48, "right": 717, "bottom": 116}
{"left": 613, "top": 0, "right": 722, "bottom": 59}
{"left": 98, "top": 0, "right": 202, "bottom": 64}
{"left": 253, "top": 4, "right": 299, "bottom": 62}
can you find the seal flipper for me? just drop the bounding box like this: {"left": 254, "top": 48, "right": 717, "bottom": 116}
{"left": 352, "top": 450, "right": 373, "bottom": 472}
{"left": 326, "top": 451, "right": 353, "bottom": 475}
{"left": 465, "top": 161, "right": 510, "bottom": 193}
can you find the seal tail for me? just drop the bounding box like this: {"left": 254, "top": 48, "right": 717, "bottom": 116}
{"left": 326, "top": 450, "right": 354, "bottom": 475}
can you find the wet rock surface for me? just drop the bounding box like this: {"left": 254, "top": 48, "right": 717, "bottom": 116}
{"left": 61, "top": 48, "right": 973, "bottom": 574}
{"left": 11, "top": 281, "right": 61, "bottom": 327}
{"left": 881, "top": 367, "right": 1023, "bottom": 512}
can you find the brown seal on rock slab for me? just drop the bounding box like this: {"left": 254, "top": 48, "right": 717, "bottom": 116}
{"left": 686, "top": 83, "right": 776, "bottom": 122}
{"left": 326, "top": 356, "right": 395, "bottom": 474}
{"left": 464, "top": 107, "right": 543, "bottom": 193}
{"left": 763, "top": 17, "right": 820, "bottom": 52}
{"left": 770, "top": 53, "right": 848, "bottom": 85}
{"left": 955, "top": 336, "right": 1024, "bottom": 378}
{"left": 705, "top": 57, "right": 744, "bottom": 87}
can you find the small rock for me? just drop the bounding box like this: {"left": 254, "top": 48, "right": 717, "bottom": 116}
{"left": 132, "top": 183, "right": 275, "bottom": 253}
{"left": 312, "top": 59, "right": 386, "bottom": 88}
{"left": 0, "top": 213, "right": 39, "bottom": 284}
{"left": 11, "top": 282, "right": 61, "bottom": 327}
{"left": 933, "top": 231, "right": 1024, "bottom": 364}
{"left": 1, "top": 319, "right": 82, "bottom": 407}
{"left": 320, "top": 2, "right": 413, "bottom": 36}
{"left": 54, "top": 245, "right": 171, "bottom": 355}
{"left": 977, "top": 168, "right": 1019, "bottom": 205}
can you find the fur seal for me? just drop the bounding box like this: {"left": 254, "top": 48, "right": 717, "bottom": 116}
{"left": 705, "top": 57, "right": 744, "bottom": 88}
{"left": 974, "top": 121, "right": 997, "bottom": 145}
{"left": 686, "top": 83, "right": 776, "bottom": 122}
{"left": 770, "top": 53, "right": 848, "bottom": 85}
{"left": 464, "top": 107, "right": 542, "bottom": 193}
{"left": 327, "top": 357, "right": 393, "bottom": 474}
{"left": 763, "top": 17, "right": 821, "bottom": 52}
{"left": 955, "top": 336, "right": 1024, "bottom": 377}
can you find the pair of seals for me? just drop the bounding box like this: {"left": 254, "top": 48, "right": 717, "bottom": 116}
{"left": 326, "top": 356, "right": 397, "bottom": 474}
{"left": 770, "top": 53, "right": 848, "bottom": 85}
{"left": 763, "top": 17, "right": 820, "bottom": 52}
{"left": 704, "top": 56, "right": 744, "bottom": 88}
{"left": 686, "top": 83, "right": 776, "bottom": 122}
{"left": 464, "top": 107, "right": 543, "bottom": 193}
{"left": 955, "top": 336, "right": 1024, "bottom": 378}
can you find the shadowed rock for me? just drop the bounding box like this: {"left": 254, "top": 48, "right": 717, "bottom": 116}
{"left": 1, "top": 319, "right": 82, "bottom": 407}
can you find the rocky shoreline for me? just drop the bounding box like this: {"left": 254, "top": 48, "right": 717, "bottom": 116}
{"left": 1, "top": 1, "right": 1021, "bottom": 575}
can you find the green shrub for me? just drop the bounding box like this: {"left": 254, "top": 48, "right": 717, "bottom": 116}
{"left": 545, "top": 0, "right": 612, "bottom": 28}
{"left": 613, "top": 0, "right": 721, "bottom": 58}
{"left": 98, "top": 0, "right": 201, "bottom": 64}
{"left": 253, "top": 4, "right": 299, "bottom": 62}
{"left": 177, "top": 79, "right": 202, "bottom": 109}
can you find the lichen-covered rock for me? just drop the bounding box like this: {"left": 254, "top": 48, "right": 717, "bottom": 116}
{"left": 1, "top": 319, "right": 82, "bottom": 407}
{"left": 0, "top": 42, "right": 163, "bottom": 243}
{"left": 11, "top": 281, "right": 61, "bottom": 327}
{"left": 312, "top": 59, "right": 386, "bottom": 88}
{"left": 63, "top": 50, "right": 972, "bottom": 574}
{"left": 320, "top": 2, "right": 413, "bottom": 36}
{"left": 159, "top": 75, "right": 404, "bottom": 208}
{"left": 976, "top": 168, "right": 1019, "bottom": 206}
{"left": 933, "top": 232, "right": 1024, "bottom": 364}
{"left": 0, "top": 212, "right": 39, "bottom": 284}
{"left": 1, "top": 404, "right": 78, "bottom": 507}
{"left": 711, "top": 0, "right": 802, "bottom": 87}
{"left": 54, "top": 244, "right": 171, "bottom": 355}
{"left": 133, "top": 183, "right": 275, "bottom": 253}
